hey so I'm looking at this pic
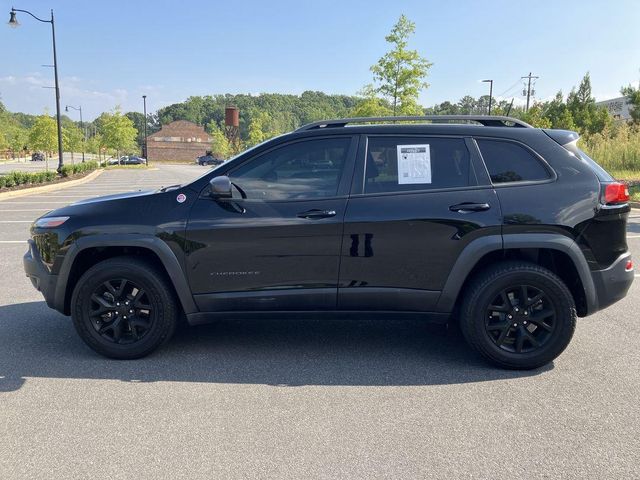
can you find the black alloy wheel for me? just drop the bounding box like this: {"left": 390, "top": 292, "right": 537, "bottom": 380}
{"left": 485, "top": 285, "right": 556, "bottom": 354}
{"left": 89, "top": 278, "right": 153, "bottom": 344}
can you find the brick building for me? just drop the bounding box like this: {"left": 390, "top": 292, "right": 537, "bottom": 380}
{"left": 146, "top": 120, "right": 212, "bottom": 162}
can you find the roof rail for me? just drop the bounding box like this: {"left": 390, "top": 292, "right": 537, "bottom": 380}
{"left": 296, "top": 115, "right": 533, "bottom": 131}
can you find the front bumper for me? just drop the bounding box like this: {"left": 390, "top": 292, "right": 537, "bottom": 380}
{"left": 23, "top": 239, "right": 60, "bottom": 311}
{"left": 591, "top": 252, "right": 634, "bottom": 312}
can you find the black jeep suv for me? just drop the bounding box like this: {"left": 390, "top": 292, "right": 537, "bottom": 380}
{"left": 23, "top": 116, "right": 634, "bottom": 368}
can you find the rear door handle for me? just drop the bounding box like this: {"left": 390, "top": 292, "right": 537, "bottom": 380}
{"left": 297, "top": 209, "right": 337, "bottom": 219}
{"left": 449, "top": 202, "right": 491, "bottom": 213}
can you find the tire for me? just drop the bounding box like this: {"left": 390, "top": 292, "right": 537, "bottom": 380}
{"left": 71, "top": 256, "right": 178, "bottom": 359}
{"left": 459, "top": 261, "right": 576, "bottom": 369}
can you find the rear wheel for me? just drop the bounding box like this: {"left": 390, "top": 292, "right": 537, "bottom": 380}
{"left": 71, "top": 257, "right": 178, "bottom": 359}
{"left": 460, "top": 261, "right": 576, "bottom": 369}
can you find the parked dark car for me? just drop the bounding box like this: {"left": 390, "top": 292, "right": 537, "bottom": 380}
{"left": 31, "top": 152, "right": 45, "bottom": 162}
{"left": 197, "top": 154, "right": 224, "bottom": 166}
{"left": 23, "top": 115, "right": 634, "bottom": 368}
{"left": 123, "top": 156, "right": 145, "bottom": 165}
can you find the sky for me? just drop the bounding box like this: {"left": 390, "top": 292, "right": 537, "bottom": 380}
{"left": 1, "top": 0, "right": 639, "bottom": 120}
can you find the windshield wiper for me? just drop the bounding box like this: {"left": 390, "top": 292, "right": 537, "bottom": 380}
{"left": 158, "top": 184, "right": 181, "bottom": 193}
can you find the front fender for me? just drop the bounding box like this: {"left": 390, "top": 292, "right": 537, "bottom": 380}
{"left": 53, "top": 234, "right": 198, "bottom": 315}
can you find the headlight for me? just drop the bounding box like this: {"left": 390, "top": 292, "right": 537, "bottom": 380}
{"left": 34, "top": 216, "right": 70, "bottom": 228}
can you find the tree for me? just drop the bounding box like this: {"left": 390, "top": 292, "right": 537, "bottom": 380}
{"left": 207, "top": 121, "right": 232, "bottom": 158}
{"left": 621, "top": 83, "right": 640, "bottom": 124}
{"left": 369, "top": 14, "right": 433, "bottom": 115}
{"left": 101, "top": 107, "right": 138, "bottom": 157}
{"left": 351, "top": 85, "right": 393, "bottom": 117}
{"left": 63, "top": 124, "right": 84, "bottom": 164}
{"left": 566, "top": 73, "right": 612, "bottom": 134}
{"left": 125, "top": 111, "right": 160, "bottom": 149}
{"left": 246, "top": 111, "right": 281, "bottom": 147}
{"left": 522, "top": 104, "right": 552, "bottom": 128}
{"left": 28, "top": 114, "right": 58, "bottom": 156}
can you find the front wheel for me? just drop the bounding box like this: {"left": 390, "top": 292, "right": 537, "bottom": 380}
{"left": 71, "top": 257, "right": 178, "bottom": 359}
{"left": 460, "top": 261, "right": 577, "bottom": 369}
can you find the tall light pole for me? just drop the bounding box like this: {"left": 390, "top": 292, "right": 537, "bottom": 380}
{"left": 9, "top": 7, "right": 64, "bottom": 172}
{"left": 65, "top": 105, "right": 85, "bottom": 162}
{"left": 482, "top": 79, "right": 493, "bottom": 115}
{"left": 142, "top": 95, "right": 148, "bottom": 165}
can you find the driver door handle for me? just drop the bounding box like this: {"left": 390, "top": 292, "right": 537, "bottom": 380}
{"left": 297, "top": 209, "right": 337, "bottom": 219}
{"left": 449, "top": 202, "right": 491, "bottom": 213}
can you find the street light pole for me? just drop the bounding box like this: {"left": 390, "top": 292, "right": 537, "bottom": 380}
{"left": 65, "top": 105, "right": 84, "bottom": 162}
{"left": 9, "top": 7, "right": 64, "bottom": 172}
{"left": 482, "top": 79, "right": 493, "bottom": 115}
{"left": 142, "top": 95, "right": 148, "bottom": 165}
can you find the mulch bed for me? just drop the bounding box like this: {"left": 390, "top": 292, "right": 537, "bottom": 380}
{"left": 0, "top": 170, "right": 97, "bottom": 193}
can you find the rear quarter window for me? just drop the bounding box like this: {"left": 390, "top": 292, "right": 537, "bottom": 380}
{"left": 476, "top": 139, "right": 551, "bottom": 184}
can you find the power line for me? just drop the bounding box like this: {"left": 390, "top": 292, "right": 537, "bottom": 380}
{"left": 497, "top": 78, "right": 522, "bottom": 98}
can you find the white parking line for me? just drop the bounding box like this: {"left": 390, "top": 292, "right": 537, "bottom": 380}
{"left": 0, "top": 201, "right": 73, "bottom": 204}
{"left": 0, "top": 220, "right": 32, "bottom": 223}
{"left": 627, "top": 235, "right": 640, "bottom": 239}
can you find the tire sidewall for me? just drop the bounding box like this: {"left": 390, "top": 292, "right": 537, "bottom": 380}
{"left": 71, "top": 260, "right": 176, "bottom": 359}
{"left": 463, "top": 265, "right": 576, "bottom": 369}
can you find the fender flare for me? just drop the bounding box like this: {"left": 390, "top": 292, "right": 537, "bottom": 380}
{"left": 53, "top": 234, "right": 198, "bottom": 315}
{"left": 436, "top": 233, "right": 597, "bottom": 314}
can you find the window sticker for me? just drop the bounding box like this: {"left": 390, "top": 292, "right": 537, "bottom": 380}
{"left": 397, "top": 144, "right": 432, "bottom": 184}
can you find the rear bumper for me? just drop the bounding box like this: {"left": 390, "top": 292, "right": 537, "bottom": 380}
{"left": 23, "top": 240, "right": 61, "bottom": 312}
{"left": 590, "top": 252, "right": 634, "bottom": 312}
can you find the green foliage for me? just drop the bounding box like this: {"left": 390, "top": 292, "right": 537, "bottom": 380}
{"left": 565, "top": 73, "right": 612, "bottom": 135}
{"left": 621, "top": 83, "right": 640, "bottom": 124}
{"left": 0, "top": 163, "right": 96, "bottom": 190}
{"left": 369, "top": 14, "right": 433, "bottom": 115}
{"left": 124, "top": 111, "right": 160, "bottom": 148}
{"left": 28, "top": 114, "right": 58, "bottom": 154}
{"left": 206, "top": 121, "right": 232, "bottom": 158}
{"left": 247, "top": 110, "right": 281, "bottom": 147}
{"left": 156, "top": 91, "right": 358, "bottom": 140}
{"left": 101, "top": 107, "right": 138, "bottom": 156}
{"left": 580, "top": 123, "right": 640, "bottom": 178}
{"left": 522, "top": 104, "right": 552, "bottom": 128}
{"left": 63, "top": 124, "right": 84, "bottom": 154}
{"left": 59, "top": 160, "right": 99, "bottom": 177}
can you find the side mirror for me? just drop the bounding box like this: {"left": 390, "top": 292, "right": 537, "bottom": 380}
{"left": 209, "top": 176, "right": 233, "bottom": 199}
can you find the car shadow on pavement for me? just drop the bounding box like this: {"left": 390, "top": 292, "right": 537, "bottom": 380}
{"left": 0, "top": 301, "right": 551, "bottom": 392}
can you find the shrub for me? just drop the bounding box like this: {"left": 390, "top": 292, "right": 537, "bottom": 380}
{"left": 0, "top": 160, "right": 99, "bottom": 190}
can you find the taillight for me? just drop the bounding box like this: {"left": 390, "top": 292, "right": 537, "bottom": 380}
{"left": 602, "top": 182, "right": 630, "bottom": 205}
{"left": 626, "top": 260, "right": 634, "bottom": 272}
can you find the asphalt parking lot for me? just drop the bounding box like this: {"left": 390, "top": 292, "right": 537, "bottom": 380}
{"left": 0, "top": 164, "right": 639, "bottom": 479}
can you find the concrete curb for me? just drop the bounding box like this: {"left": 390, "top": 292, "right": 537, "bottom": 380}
{"left": 0, "top": 169, "right": 104, "bottom": 201}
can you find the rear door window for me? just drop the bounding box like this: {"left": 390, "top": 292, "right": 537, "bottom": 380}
{"left": 476, "top": 139, "right": 551, "bottom": 184}
{"left": 364, "top": 136, "right": 473, "bottom": 194}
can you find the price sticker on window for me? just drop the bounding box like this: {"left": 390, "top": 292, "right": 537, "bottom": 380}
{"left": 397, "top": 144, "right": 432, "bottom": 184}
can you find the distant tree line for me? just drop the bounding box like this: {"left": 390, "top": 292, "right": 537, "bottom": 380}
{"left": 3, "top": 14, "right": 640, "bottom": 161}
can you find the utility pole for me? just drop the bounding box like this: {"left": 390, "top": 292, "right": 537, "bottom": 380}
{"left": 521, "top": 72, "right": 539, "bottom": 112}
{"left": 482, "top": 79, "right": 493, "bottom": 115}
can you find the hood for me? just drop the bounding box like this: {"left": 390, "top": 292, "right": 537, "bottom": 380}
{"left": 71, "top": 189, "right": 156, "bottom": 206}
